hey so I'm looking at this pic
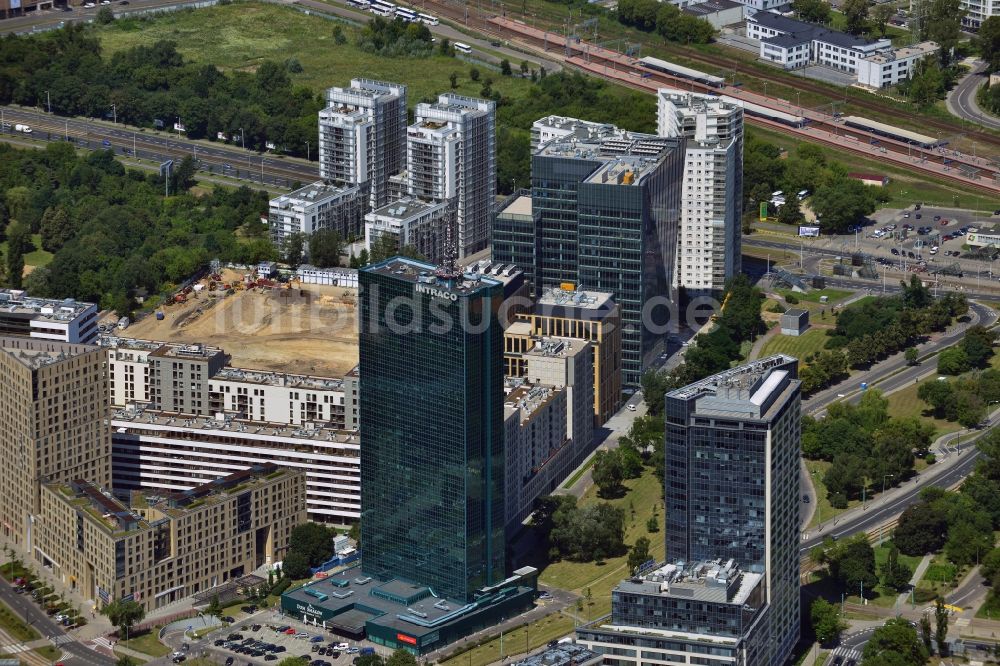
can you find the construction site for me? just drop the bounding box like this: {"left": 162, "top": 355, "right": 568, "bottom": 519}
{"left": 124, "top": 268, "right": 359, "bottom": 376}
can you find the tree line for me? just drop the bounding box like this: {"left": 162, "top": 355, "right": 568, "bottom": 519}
{"left": 0, "top": 143, "right": 272, "bottom": 313}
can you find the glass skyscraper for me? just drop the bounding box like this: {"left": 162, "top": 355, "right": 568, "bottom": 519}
{"left": 359, "top": 257, "right": 505, "bottom": 603}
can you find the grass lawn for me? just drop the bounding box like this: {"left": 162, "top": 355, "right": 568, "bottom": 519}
{"left": 34, "top": 645, "right": 62, "bottom": 662}
{"left": 0, "top": 233, "right": 54, "bottom": 270}
{"left": 777, "top": 288, "right": 854, "bottom": 304}
{"left": 804, "top": 459, "right": 861, "bottom": 529}
{"left": 759, "top": 328, "right": 831, "bottom": 362}
{"left": 842, "top": 543, "right": 925, "bottom": 608}
{"left": 114, "top": 649, "right": 150, "bottom": 665}
{"left": 438, "top": 612, "right": 575, "bottom": 666}
{"left": 96, "top": 3, "right": 536, "bottom": 110}
{"left": 121, "top": 630, "right": 172, "bottom": 658}
{"left": 0, "top": 598, "right": 40, "bottom": 642}
{"left": 885, "top": 380, "right": 962, "bottom": 436}
{"left": 916, "top": 553, "right": 968, "bottom": 601}
{"left": 561, "top": 456, "right": 596, "bottom": 490}
{"left": 539, "top": 469, "right": 664, "bottom": 617}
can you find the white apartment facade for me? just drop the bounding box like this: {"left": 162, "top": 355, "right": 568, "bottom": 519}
{"left": 856, "top": 41, "right": 940, "bottom": 88}
{"left": 268, "top": 181, "right": 365, "bottom": 249}
{"left": 363, "top": 197, "right": 453, "bottom": 263}
{"left": 110, "top": 408, "right": 361, "bottom": 524}
{"left": 522, "top": 337, "right": 595, "bottom": 462}
{"left": 412, "top": 94, "right": 496, "bottom": 257}
{"left": 747, "top": 12, "right": 890, "bottom": 72}
{"left": 319, "top": 79, "right": 408, "bottom": 210}
{"left": 657, "top": 91, "right": 743, "bottom": 293}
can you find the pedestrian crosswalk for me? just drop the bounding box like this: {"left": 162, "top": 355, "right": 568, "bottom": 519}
{"left": 51, "top": 634, "right": 74, "bottom": 645}
{"left": 91, "top": 636, "right": 114, "bottom": 651}
{"left": 828, "top": 646, "right": 861, "bottom": 664}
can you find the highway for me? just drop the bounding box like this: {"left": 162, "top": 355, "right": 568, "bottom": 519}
{"left": 0, "top": 576, "right": 114, "bottom": 666}
{"left": 0, "top": 106, "right": 318, "bottom": 188}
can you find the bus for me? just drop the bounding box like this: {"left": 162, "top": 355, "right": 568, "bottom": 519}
{"left": 346, "top": 0, "right": 370, "bottom": 7}
{"left": 418, "top": 12, "right": 438, "bottom": 25}
{"left": 395, "top": 6, "right": 417, "bottom": 21}
{"left": 370, "top": 0, "right": 395, "bottom": 15}
{"left": 454, "top": 41, "right": 472, "bottom": 53}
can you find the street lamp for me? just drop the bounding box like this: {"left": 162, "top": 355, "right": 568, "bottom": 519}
{"left": 44, "top": 90, "right": 51, "bottom": 114}
{"left": 882, "top": 474, "right": 894, "bottom": 496}
{"left": 305, "top": 140, "right": 310, "bottom": 162}
{"left": 111, "top": 103, "right": 117, "bottom": 125}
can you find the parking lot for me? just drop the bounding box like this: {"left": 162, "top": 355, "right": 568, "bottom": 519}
{"left": 182, "top": 611, "right": 374, "bottom": 666}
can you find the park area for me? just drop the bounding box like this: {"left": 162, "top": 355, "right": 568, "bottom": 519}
{"left": 125, "top": 269, "right": 359, "bottom": 376}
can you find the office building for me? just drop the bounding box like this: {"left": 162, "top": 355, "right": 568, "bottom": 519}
{"left": 856, "top": 42, "right": 940, "bottom": 89}
{"left": 515, "top": 287, "right": 621, "bottom": 425}
{"left": 37, "top": 464, "right": 305, "bottom": 611}
{"left": 110, "top": 408, "right": 360, "bottom": 524}
{"left": 364, "top": 197, "right": 453, "bottom": 263}
{"left": 657, "top": 91, "right": 743, "bottom": 293}
{"left": 578, "top": 355, "right": 801, "bottom": 666}
{"left": 522, "top": 337, "right": 594, "bottom": 458}
{"left": 679, "top": 0, "right": 745, "bottom": 28}
{"left": 320, "top": 79, "right": 408, "bottom": 210}
{"left": 747, "top": 12, "right": 891, "bottom": 72}
{"left": 268, "top": 181, "right": 366, "bottom": 250}
{"left": 529, "top": 116, "right": 617, "bottom": 151}
{"left": 359, "top": 256, "right": 505, "bottom": 603}
{"left": 495, "top": 120, "right": 684, "bottom": 387}
{"left": 0, "top": 337, "right": 111, "bottom": 548}
{"left": 503, "top": 381, "right": 570, "bottom": 530}
{"left": 0, "top": 289, "right": 98, "bottom": 343}
{"left": 410, "top": 94, "right": 496, "bottom": 257}
{"left": 0, "top": 0, "right": 53, "bottom": 20}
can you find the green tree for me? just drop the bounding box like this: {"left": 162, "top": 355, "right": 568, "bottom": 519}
{"left": 449, "top": 71, "right": 458, "bottom": 88}
{"left": 5, "top": 221, "right": 30, "bottom": 289}
{"left": 905, "top": 347, "right": 919, "bottom": 365}
{"left": 170, "top": 155, "right": 197, "bottom": 192}
{"left": 937, "top": 346, "right": 970, "bottom": 375}
{"left": 828, "top": 534, "right": 879, "bottom": 595}
{"left": 385, "top": 649, "right": 417, "bottom": 666}
{"left": 438, "top": 37, "right": 451, "bottom": 55}
{"left": 308, "top": 229, "right": 343, "bottom": 268}
{"left": 289, "top": 522, "right": 334, "bottom": 566}
{"left": 842, "top": 0, "right": 869, "bottom": 34}
{"left": 592, "top": 449, "right": 626, "bottom": 498}
{"left": 628, "top": 536, "right": 651, "bottom": 573}
{"left": 102, "top": 599, "right": 145, "bottom": 639}
{"left": 646, "top": 515, "right": 659, "bottom": 533}
{"left": 283, "top": 232, "right": 305, "bottom": 270}
{"left": 810, "top": 598, "right": 846, "bottom": 645}
{"left": 934, "top": 597, "right": 949, "bottom": 656}
{"left": 914, "top": 0, "right": 964, "bottom": 57}
{"left": 281, "top": 550, "right": 311, "bottom": 579}
{"left": 96, "top": 5, "right": 115, "bottom": 24}
{"left": 500, "top": 59, "right": 512, "bottom": 76}
{"left": 811, "top": 176, "right": 876, "bottom": 234}
{"left": 206, "top": 594, "right": 222, "bottom": 618}
{"left": 906, "top": 59, "right": 946, "bottom": 109}
{"left": 880, "top": 544, "right": 913, "bottom": 591}
{"left": 775, "top": 197, "right": 805, "bottom": 226}
{"left": 894, "top": 501, "right": 948, "bottom": 555}
{"left": 862, "top": 617, "right": 929, "bottom": 665}
{"left": 919, "top": 614, "right": 933, "bottom": 653}
{"left": 871, "top": 3, "right": 894, "bottom": 35}
{"left": 793, "top": 0, "right": 832, "bottom": 22}
{"left": 469, "top": 67, "right": 480, "bottom": 82}
{"left": 979, "top": 16, "right": 1000, "bottom": 72}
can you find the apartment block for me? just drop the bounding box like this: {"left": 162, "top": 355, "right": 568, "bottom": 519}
{"left": 268, "top": 181, "right": 366, "bottom": 250}
{"left": 495, "top": 119, "right": 684, "bottom": 387}
{"left": 0, "top": 337, "right": 110, "bottom": 549}
{"left": 657, "top": 91, "right": 743, "bottom": 294}
{"left": 410, "top": 94, "right": 496, "bottom": 258}
{"left": 110, "top": 409, "right": 360, "bottom": 524}
{"left": 0, "top": 289, "right": 98, "bottom": 343}
{"left": 522, "top": 337, "right": 594, "bottom": 461}
{"left": 363, "top": 197, "right": 454, "bottom": 263}
{"left": 148, "top": 342, "right": 228, "bottom": 415}
{"left": 748, "top": 12, "right": 891, "bottom": 72}
{"left": 503, "top": 382, "right": 569, "bottom": 530}
{"left": 320, "top": 79, "right": 408, "bottom": 210}
{"left": 36, "top": 464, "right": 305, "bottom": 611}
{"left": 856, "top": 41, "right": 940, "bottom": 89}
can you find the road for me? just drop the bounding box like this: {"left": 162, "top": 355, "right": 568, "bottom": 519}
{"left": 947, "top": 60, "right": 1000, "bottom": 131}
{"left": 0, "top": 577, "right": 114, "bottom": 666}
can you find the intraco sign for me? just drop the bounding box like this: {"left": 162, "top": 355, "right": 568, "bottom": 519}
{"left": 414, "top": 284, "right": 458, "bottom": 302}
{"left": 396, "top": 633, "right": 417, "bottom": 646}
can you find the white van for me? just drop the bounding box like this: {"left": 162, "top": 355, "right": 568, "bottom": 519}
{"left": 14, "top": 124, "right": 31, "bottom": 133}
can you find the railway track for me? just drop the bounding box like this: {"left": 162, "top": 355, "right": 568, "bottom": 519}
{"left": 420, "top": 0, "right": 1000, "bottom": 154}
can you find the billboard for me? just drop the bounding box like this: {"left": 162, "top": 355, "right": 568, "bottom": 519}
{"left": 396, "top": 633, "right": 417, "bottom": 646}
{"left": 798, "top": 225, "right": 820, "bottom": 237}
{"left": 759, "top": 202, "right": 767, "bottom": 221}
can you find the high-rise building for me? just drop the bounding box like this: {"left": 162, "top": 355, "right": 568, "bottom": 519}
{"left": 577, "top": 355, "right": 801, "bottom": 666}
{"left": 494, "top": 120, "right": 684, "bottom": 387}
{"left": 320, "top": 79, "right": 408, "bottom": 210}
{"left": 657, "top": 91, "right": 743, "bottom": 294}
{"left": 0, "top": 336, "right": 111, "bottom": 548}
{"left": 664, "top": 354, "right": 800, "bottom": 664}
{"left": 359, "top": 256, "right": 505, "bottom": 602}
{"left": 410, "top": 94, "right": 496, "bottom": 258}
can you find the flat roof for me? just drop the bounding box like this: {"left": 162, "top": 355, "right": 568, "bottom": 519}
{"left": 841, "top": 115, "right": 940, "bottom": 146}
{"left": 270, "top": 181, "right": 360, "bottom": 209}
{"left": 150, "top": 342, "right": 225, "bottom": 361}
{"left": 368, "top": 197, "right": 450, "bottom": 222}
{"left": 505, "top": 383, "right": 561, "bottom": 424}
{"left": 500, "top": 195, "right": 532, "bottom": 218}
{"left": 524, "top": 336, "right": 589, "bottom": 359}
{"left": 363, "top": 257, "right": 503, "bottom": 297}
{"left": 783, "top": 308, "right": 809, "bottom": 317}
{"left": 864, "top": 40, "right": 938, "bottom": 63}
{"left": 537, "top": 287, "right": 615, "bottom": 311}
{"left": 667, "top": 355, "right": 798, "bottom": 416}
{"left": 683, "top": 0, "right": 742, "bottom": 13}
{"left": 615, "top": 560, "right": 762, "bottom": 606}
{"left": 0, "top": 336, "right": 98, "bottom": 370}
{"left": 212, "top": 367, "right": 345, "bottom": 391}
{"left": 0, "top": 290, "right": 95, "bottom": 323}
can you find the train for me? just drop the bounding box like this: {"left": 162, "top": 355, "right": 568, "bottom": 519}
{"left": 637, "top": 56, "right": 725, "bottom": 88}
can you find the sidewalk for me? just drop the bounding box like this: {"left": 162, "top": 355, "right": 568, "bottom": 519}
{"left": 897, "top": 555, "right": 932, "bottom": 608}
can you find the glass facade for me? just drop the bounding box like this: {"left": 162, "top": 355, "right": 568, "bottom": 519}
{"left": 358, "top": 258, "right": 505, "bottom": 603}
{"left": 662, "top": 359, "right": 801, "bottom": 666}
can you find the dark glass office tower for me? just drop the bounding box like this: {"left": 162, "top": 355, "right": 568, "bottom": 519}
{"left": 663, "top": 355, "right": 801, "bottom": 666}
{"left": 359, "top": 256, "right": 505, "bottom": 603}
